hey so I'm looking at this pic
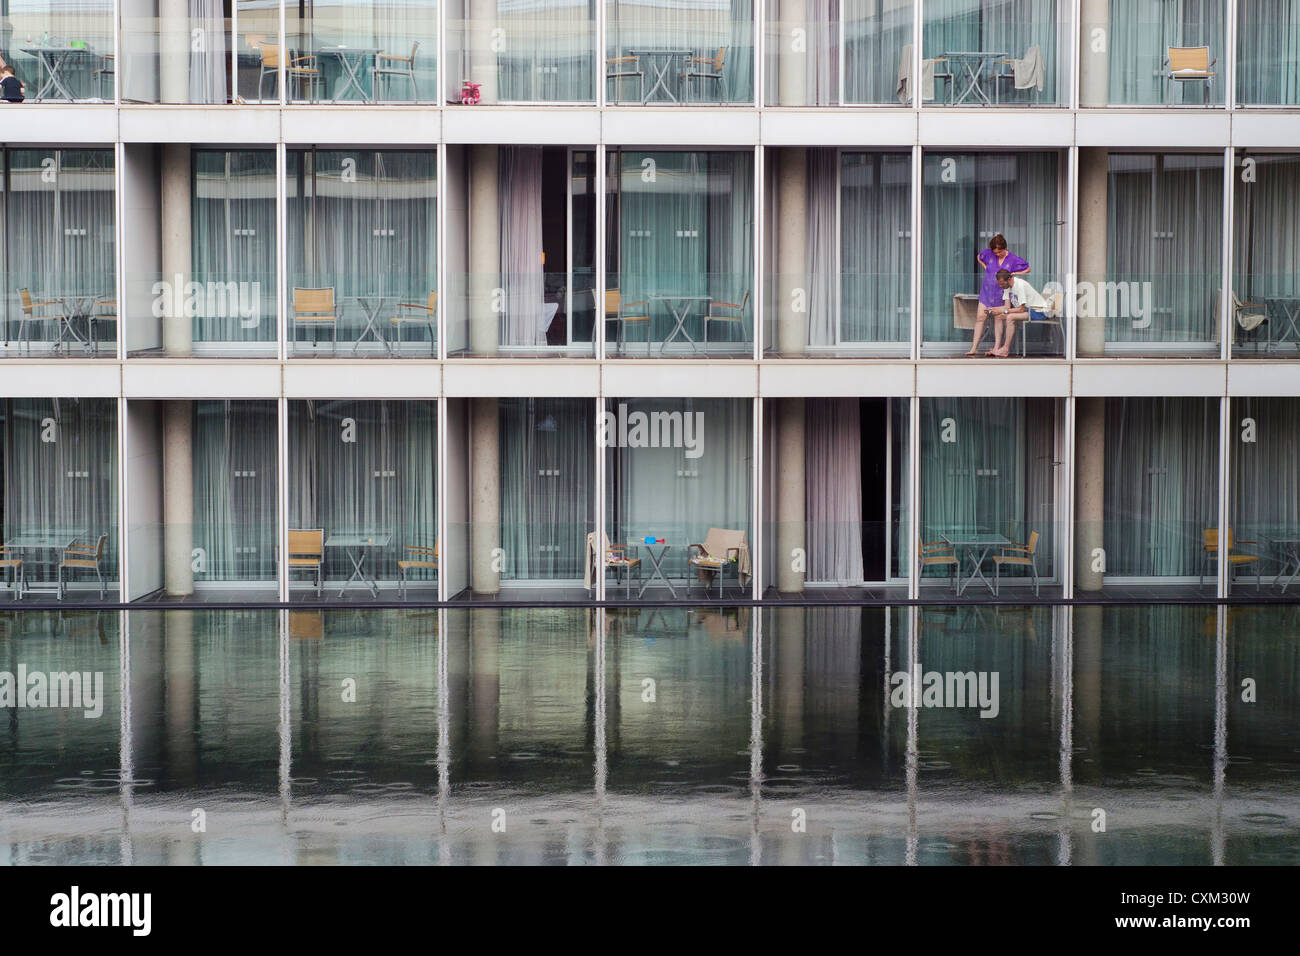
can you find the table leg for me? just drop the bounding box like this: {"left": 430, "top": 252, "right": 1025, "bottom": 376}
{"left": 47, "top": 52, "right": 76, "bottom": 101}
{"left": 660, "top": 301, "right": 699, "bottom": 355}
{"left": 637, "top": 548, "right": 677, "bottom": 599}
{"left": 1280, "top": 545, "right": 1300, "bottom": 593}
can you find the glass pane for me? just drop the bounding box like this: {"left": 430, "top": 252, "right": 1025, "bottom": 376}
{"left": 922, "top": 0, "right": 1066, "bottom": 107}
{"left": 1231, "top": 153, "right": 1300, "bottom": 357}
{"left": 6, "top": 0, "right": 114, "bottom": 102}
{"left": 1237, "top": 0, "right": 1300, "bottom": 105}
{"left": 447, "top": 0, "right": 595, "bottom": 103}
{"left": 3, "top": 149, "right": 117, "bottom": 358}
{"left": 1229, "top": 397, "right": 1300, "bottom": 597}
{"left": 922, "top": 151, "right": 1065, "bottom": 356}
{"left": 1082, "top": 0, "right": 1225, "bottom": 107}
{"left": 606, "top": 150, "right": 754, "bottom": 358}
{"left": 286, "top": 149, "right": 438, "bottom": 357}
{"left": 122, "top": 0, "right": 233, "bottom": 104}
{"left": 606, "top": 0, "right": 755, "bottom": 104}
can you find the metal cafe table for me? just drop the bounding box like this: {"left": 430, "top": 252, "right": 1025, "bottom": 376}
{"left": 940, "top": 530, "right": 1012, "bottom": 596}
{"left": 941, "top": 51, "right": 1007, "bottom": 106}
{"left": 628, "top": 49, "right": 693, "bottom": 103}
{"left": 650, "top": 293, "right": 710, "bottom": 354}
{"left": 317, "top": 46, "right": 382, "bottom": 103}
{"left": 2, "top": 529, "right": 87, "bottom": 598}
{"left": 325, "top": 532, "right": 392, "bottom": 598}
{"left": 21, "top": 44, "right": 100, "bottom": 101}
{"left": 351, "top": 294, "right": 395, "bottom": 355}
{"left": 636, "top": 539, "right": 677, "bottom": 599}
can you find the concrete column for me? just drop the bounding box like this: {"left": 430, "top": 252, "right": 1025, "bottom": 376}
{"left": 1075, "top": 398, "right": 1105, "bottom": 592}
{"left": 1079, "top": 0, "right": 1110, "bottom": 108}
{"left": 163, "top": 401, "right": 194, "bottom": 597}
{"left": 469, "top": 0, "right": 499, "bottom": 104}
{"left": 471, "top": 397, "right": 500, "bottom": 594}
{"left": 775, "top": 398, "right": 806, "bottom": 594}
{"left": 778, "top": 0, "right": 807, "bottom": 106}
{"left": 1077, "top": 147, "right": 1108, "bottom": 358}
{"left": 161, "top": 144, "right": 193, "bottom": 356}
{"left": 776, "top": 149, "right": 808, "bottom": 356}
{"left": 160, "top": 0, "right": 190, "bottom": 104}
{"left": 469, "top": 145, "right": 500, "bottom": 356}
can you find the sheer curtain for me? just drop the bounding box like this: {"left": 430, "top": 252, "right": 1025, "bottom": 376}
{"left": 288, "top": 400, "right": 437, "bottom": 583}
{"left": 190, "top": 0, "right": 229, "bottom": 104}
{"left": 606, "top": 0, "right": 753, "bottom": 103}
{"left": 923, "top": 152, "right": 1058, "bottom": 345}
{"left": 193, "top": 400, "right": 278, "bottom": 583}
{"left": 842, "top": 0, "right": 912, "bottom": 103}
{"left": 923, "top": 0, "right": 1058, "bottom": 103}
{"left": 300, "top": 0, "right": 433, "bottom": 101}
{"left": 499, "top": 0, "right": 595, "bottom": 102}
{"left": 1237, "top": 0, "right": 1300, "bottom": 104}
{"left": 1233, "top": 153, "right": 1300, "bottom": 304}
{"left": 499, "top": 146, "right": 546, "bottom": 346}
{"left": 1, "top": 398, "right": 119, "bottom": 581}
{"left": 920, "top": 398, "right": 1056, "bottom": 578}
{"left": 608, "top": 397, "right": 751, "bottom": 580}
{"left": 191, "top": 149, "right": 277, "bottom": 344}
{"left": 1107, "top": 153, "right": 1222, "bottom": 346}
{"left": 840, "top": 150, "right": 911, "bottom": 344}
{"left": 806, "top": 397, "right": 863, "bottom": 583}
{"left": 5, "top": 149, "right": 116, "bottom": 337}
{"left": 806, "top": 148, "right": 838, "bottom": 346}
{"left": 705, "top": 152, "right": 755, "bottom": 339}
{"left": 500, "top": 398, "right": 594, "bottom": 580}
{"left": 1108, "top": 0, "right": 1225, "bottom": 104}
{"left": 1104, "top": 397, "right": 1218, "bottom": 577}
{"left": 1231, "top": 398, "right": 1300, "bottom": 554}
{"left": 287, "top": 149, "right": 437, "bottom": 344}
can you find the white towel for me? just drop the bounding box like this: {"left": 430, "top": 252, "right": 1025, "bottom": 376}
{"left": 1013, "top": 45, "right": 1045, "bottom": 92}
{"left": 896, "top": 45, "right": 937, "bottom": 103}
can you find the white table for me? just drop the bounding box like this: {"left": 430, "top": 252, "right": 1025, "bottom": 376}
{"left": 636, "top": 543, "right": 676, "bottom": 598}
{"left": 317, "top": 46, "right": 381, "bottom": 103}
{"left": 650, "top": 293, "right": 710, "bottom": 354}
{"left": 2, "top": 530, "right": 87, "bottom": 597}
{"left": 55, "top": 293, "right": 110, "bottom": 354}
{"left": 628, "top": 49, "right": 692, "bottom": 104}
{"left": 351, "top": 294, "right": 394, "bottom": 355}
{"left": 940, "top": 531, "right": 1012, "bottom": 596}
{"left": 325, "top": 533, "right": 392, "bottom": 598}
{"left": 942, "top": 51, "right": 1007, "bottom": 106}
{"left": 21, "top": 45, "right": 99, "bottom": 101}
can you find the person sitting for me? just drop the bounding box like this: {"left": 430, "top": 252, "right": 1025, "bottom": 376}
{"left": 968, "top": 233, "right": 1029, "bottom": 356}
{"left": 1, "top": 66, "right": 25, "bottom": 103}
{"left": 988, "top": 268, "right": 1050, "bottom": 356}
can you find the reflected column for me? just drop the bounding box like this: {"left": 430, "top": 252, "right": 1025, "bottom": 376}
{"left": 1073, "top": 604, "right": 1102, "bottom": 865}
{"left": 749, "top": 610, "right": 764, "bottom": 866}
{"left": 164, "top": 611, "right": 199, "bottom": 863}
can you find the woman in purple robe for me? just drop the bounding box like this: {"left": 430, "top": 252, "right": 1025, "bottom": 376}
{"left": 967, "top": 233, "right": 1030, "bottom": 356}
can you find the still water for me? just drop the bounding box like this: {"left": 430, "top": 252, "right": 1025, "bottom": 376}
{"left": 1, "top": 604, "right": 1297, "bottom": 865}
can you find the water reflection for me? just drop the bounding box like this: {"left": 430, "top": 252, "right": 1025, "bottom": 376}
{"left": 1, "top": 604, "right": 1297, "bottom": 865}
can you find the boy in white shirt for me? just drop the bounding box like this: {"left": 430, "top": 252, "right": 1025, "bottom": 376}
{"left": 989, "top": 268, "right": 1050, "bottom": 357}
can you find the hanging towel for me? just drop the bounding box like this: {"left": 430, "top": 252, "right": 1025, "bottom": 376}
{"left": 896, "top": 45, "right": 936, "bottom": 103}
{"left": 1013, "top": 45, "right": 1045, "bottom": 92}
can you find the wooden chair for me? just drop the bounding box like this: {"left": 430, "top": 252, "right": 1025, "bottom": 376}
{"left": 17, "top": 289, "right": 67, "bottom": 352}
{"left": 397, "top": 542, "right": 438, "bottom": 599}
{"left": 92, "top": 52, "right": 114, "bottom": 100}
{"left": 0, "top": 548, "right": 23, "bottom": 600}
{"left": 585, "top": 531, "right": 642, "bottom": 595}
{"left": 993, "top": 530, "right": 1040, "bottom": 596}
{"left": 390, "top": 291, "right": 437, "bottom": 352}
{"left": 606, "top": 53, "right": 645, "bottom": 102}
{"left": 604, "top": 289, "right": 650, "bottom": 356}
{"left": 58, "top": 534, "right": 108, "bottom": 601}
{"left": 1202, "top": 528, "right": 1260, "bottom": 590}
{"left": 680, "top": 47, "right": 728, "bottom": 102}
{"left": 291, "top": 287, "right": 340, "bottom": 352}
{"left": 90, "top": 297, "right": 117, "bottom": 355}
{"left": 288, "top": 609, "right": 325, "bottom": 640}
{"left": 920, "top": 539, "right": 959, "bottom": 592}
{"left": 702, "top": 290, "right": 750, "bottom": 347}
{"left": 1164, "top": 46, "right": 1216, "bottom": 102}
{"left": 687, "top": 528, "right": 747, "bottom": 598}
{"left": 259, "top": 41, "right": 320, "bottom": 101}
{"left": 288, "top": 529, "right": 325, "bottom": 597}
{"left": 372, "top": 40, "right": 420, "bottom": 101}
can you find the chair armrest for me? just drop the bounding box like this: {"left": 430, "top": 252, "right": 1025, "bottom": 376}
{"left": 290, "top": 56, "right": 317, "bottom": 67}
{"left": 376, "top": 54, "right": 411, "bottom": 63}
{"left": 404, "top": 546, "right": 438, "bottom": 555}
{"left": 711, "top": 300, "right": 743, "bottom": 310}
{"left": 64, "top": 547, "right": 98, "bottom": 557}
{"left": 608, "top": 56, "right": 639, "bottom": 64}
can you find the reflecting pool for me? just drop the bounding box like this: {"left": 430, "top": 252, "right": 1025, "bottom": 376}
{"left": 1, "top": 604, "right": 1297, "bottom": 865}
